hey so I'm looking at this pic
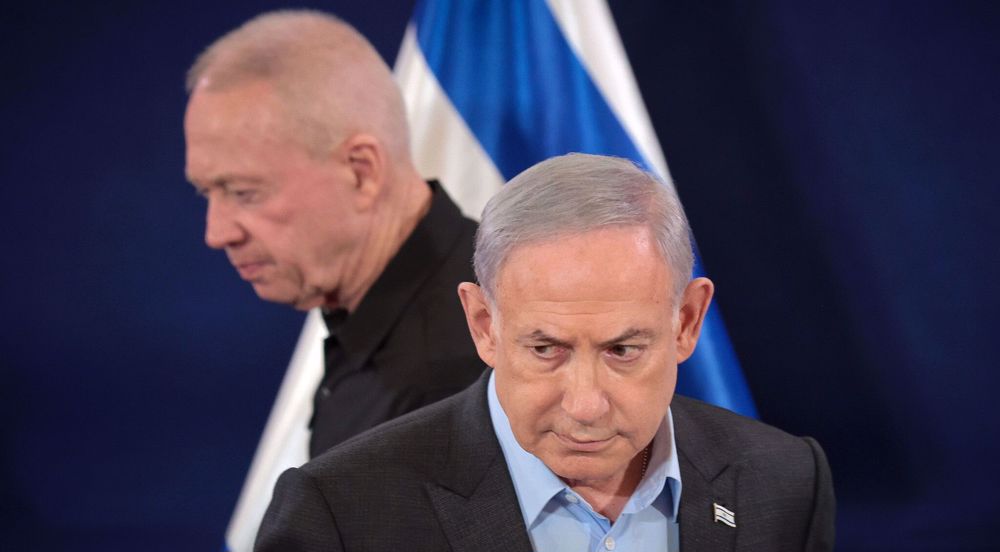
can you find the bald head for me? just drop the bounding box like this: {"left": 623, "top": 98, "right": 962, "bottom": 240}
{"left": 187, "top": 10, "right": 410, "bottom": 163}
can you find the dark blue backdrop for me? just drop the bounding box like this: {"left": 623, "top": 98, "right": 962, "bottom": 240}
{"left": 2, "top": 1, "right": 997, "bottom": 550}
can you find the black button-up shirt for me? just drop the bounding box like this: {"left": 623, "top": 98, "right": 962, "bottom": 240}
{"left": 309, "top": 181, "right": 485, "bottom": 457}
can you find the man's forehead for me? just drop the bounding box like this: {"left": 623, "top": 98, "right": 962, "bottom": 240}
{"left": 496, "top": 234, "right": 671, "bottom": 300}
{"left": 505, "top": 298, "right": 642, "bottom": 315}
{"left": 495, "top": 290, "right": 671, "bottom": 342}
{"left": 184, "top": 82, "right": 308, "bottom": 183}
{"left": 501, "top": 297, "right": 669, "bottom": 324}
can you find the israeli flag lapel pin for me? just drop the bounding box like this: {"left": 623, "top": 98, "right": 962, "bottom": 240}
{"left": 713, "top": 502, "right": 736, "bottom": 528}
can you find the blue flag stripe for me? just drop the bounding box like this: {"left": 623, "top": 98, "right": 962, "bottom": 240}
{"left": 413, "top": 0, "right": 649, "bottom": 179}
{"left": 412, "top": 0, "right": 757, "bottom": 417}
{"left": 691, "top": 254, "right": 755, "bottom": 416}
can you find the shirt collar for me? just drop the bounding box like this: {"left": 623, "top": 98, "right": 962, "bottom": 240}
{"left": 487, "top": 371, "right": 683, "bottom": 528}
{"left": 624, "top": 404, "right": 682, "bottom": 519}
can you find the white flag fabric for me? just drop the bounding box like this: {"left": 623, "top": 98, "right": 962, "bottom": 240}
{"left": 225, "top": 1, "right": 755, "bottom": 549}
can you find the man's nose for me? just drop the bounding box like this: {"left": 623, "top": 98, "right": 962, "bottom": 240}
{"left": 560, "top": 361, "right": 610, "bottom": 425}
{"left": 204, "top": 199, "right": 246, "bottom": 250}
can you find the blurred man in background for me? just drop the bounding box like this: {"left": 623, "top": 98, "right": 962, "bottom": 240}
{"left": 184, "top": 10, "right": 483, "bottom": 457}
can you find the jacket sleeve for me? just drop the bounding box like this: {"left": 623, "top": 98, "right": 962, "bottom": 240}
{"left": 254, "top": 467, "right": 344, "bottom": 552}
{"left": 803, "top": 437, "right": 837, "bottom": 552}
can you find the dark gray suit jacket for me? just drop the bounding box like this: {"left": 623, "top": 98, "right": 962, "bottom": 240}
{"left": 256, "top": 372, "right": 835, "bottom": 551}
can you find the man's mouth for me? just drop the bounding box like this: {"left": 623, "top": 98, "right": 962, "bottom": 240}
{"left": 233, "top": 260, "right": 269, "bottom": 280}
{"left": 553, "top": 433, "right": 616, "bottom": 452}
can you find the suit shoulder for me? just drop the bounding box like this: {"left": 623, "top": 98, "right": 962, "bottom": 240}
{"left": 671, "top": 394, "right": 823, "bottom": 470}
{"left": 671, "top": 396, "right": 837, "bottom": 550}
{"left": 303, "top": 389, "right": 462, "bottom": 480}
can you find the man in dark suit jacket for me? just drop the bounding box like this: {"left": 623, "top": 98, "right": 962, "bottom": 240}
{"left": 257, "top": 153, "right": 835, "bottom": 551}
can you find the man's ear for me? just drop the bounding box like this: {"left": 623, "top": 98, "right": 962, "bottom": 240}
{"left": 675, "top": 277, "right": 714, "bottom": 363}
{"left": 339, "top": 133, "right": 384, "bottom": 211}
{"left": 457, "top": 282, "right": 498, "bottom": 368}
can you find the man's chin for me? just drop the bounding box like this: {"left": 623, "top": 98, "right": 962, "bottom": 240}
{"left": 249, "top": 281, "right": 328, "bottom": 311}
{"left": 251, "top": 282, "right": 299, "bottom": 307}
{"left": 542, "top": 453, "right": 625, "bottom": 486}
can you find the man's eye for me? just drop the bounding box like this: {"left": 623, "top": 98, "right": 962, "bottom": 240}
{"left": 229, "top": 188, "right": 257, "bottom": 202}
{"left": 532, "top": 345, "right": 562, "bottom": 359}
{"left": 607, "top": 344, "right": 642, "bottom": 360}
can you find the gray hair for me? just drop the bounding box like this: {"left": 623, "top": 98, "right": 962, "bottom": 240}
{"left": 474, "top": 153, "right": 695, "bottom": 303}
{"left": 186, "top": 10, "right": 410, "bottom": 161}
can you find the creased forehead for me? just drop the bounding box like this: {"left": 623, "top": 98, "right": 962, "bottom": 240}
{"left": 184, "top": 80, "right": 312, "bottom": 171}
{"left": 493, "top": 228, "right": 673, "bottom": 311}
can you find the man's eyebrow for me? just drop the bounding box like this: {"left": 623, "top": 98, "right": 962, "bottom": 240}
{"left": 597, "top": 328, "right": 655, "bottom": 349}
{"left": 516, "top": 330, "right": 572, "bottom": 348}
{"left": 187, "top": 173, "right": 264, "bottom": 189}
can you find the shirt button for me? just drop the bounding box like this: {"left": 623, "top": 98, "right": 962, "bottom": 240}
{"left": 319, "top": 387, "right": 331, "bottom": 398}
{"left": 604, "top": 536, "right": 616, "bottom": 550}
{"left": 564, "top": 492, "right": 579, "bottom": 504}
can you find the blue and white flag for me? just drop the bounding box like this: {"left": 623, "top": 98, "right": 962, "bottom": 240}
{"left": 225, "top": 1, "right": 756, "bottom": 549}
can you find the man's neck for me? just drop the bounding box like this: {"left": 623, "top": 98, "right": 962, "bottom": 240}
{"left": 333, "top": 174, "right": 432, "bottom": 312}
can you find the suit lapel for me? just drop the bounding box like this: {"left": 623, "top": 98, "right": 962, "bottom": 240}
{"left": 427, "top": 457, "right": 533, "bottom": 552}
{"left": 673, "top": 397, "right": 741, "bottom": 552}
{"left": 678, "top": 452, "right": 739, "bottom": 551}
{"left": 426, "top": 373, "right": 534, "bottom": 552}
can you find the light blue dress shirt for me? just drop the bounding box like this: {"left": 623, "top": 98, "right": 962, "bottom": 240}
{"left": 487, "top": 373, "right": 682, "bottom": 551}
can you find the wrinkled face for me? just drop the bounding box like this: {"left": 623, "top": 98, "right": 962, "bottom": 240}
{"left": 488, "top": 227, "right": 683, "bottom": 487}
{"left": 184, "top": 81, "right": 362, "bottom": 310}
